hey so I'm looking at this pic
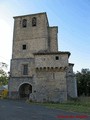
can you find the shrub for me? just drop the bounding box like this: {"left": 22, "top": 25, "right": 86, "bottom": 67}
{"left": 1, "top": 89, "right": 8, "bottom": 98}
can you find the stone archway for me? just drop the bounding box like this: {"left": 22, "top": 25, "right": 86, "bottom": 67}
{"left": 19, "top": 83, "right": 32, "bottom": 99}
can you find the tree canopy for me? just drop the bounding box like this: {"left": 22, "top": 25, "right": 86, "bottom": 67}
{"left": 76, "top": 68, "right": 90, "bottom": 96}
{"left": 0, "top": 62, "right": 8, "bottom": 86}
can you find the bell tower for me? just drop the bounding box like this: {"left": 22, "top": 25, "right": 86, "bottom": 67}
{"left": 12, "top": 12, "right": 50, "bottom": 59}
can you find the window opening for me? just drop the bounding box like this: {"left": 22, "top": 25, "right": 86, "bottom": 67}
{"left": 55, "top": 56, "right": 59, "bottom": 60}
{"left": 32, "top": 17, "right": 36, "bottom": 26}
{"left": 22, "top": 45, "right": 26, "bottom": 50}
{"left": 23, "top": 64, "right": 28, "bottom": 75}
{"left": 22, "top": 19, "right": 27, "bottom": 27}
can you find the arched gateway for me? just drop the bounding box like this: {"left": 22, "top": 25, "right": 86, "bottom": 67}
{"left": 19, "top": 83, "right": 32, "bottom": 99}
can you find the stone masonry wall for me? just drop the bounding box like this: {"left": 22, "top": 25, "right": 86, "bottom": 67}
{"left": 32, "top": 70, "right": 67, "bottom": 102}
{"left": 67, "top": 64, "right": 77, "bottom": 98}
{"left": 49, "top": 27, "right": 58, "bottom": 52}
{"left": 34, "top": 54, "right": 68, "bottom": 68}
{"left": 9, "top": 77, "right": 34, "bottom": 99}
{"left": 10, "top": 58, "right": 35, "bottom": 77}
{"left": 12, "top": 13, "right": 49, "bottom": 59}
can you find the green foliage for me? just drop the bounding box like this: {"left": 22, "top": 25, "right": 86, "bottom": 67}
{"left": 0, "top": 76, "right": 8, "bottom": 86}
{"left": 0, "top": 62, "right": 8, "bottom": 86}
{"left": 0, "top": 89, "right": 8, "bottom": 99}
{"left": 76, "top": 68, "right": 90, "bottom": 96}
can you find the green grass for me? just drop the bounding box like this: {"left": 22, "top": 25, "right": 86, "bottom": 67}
{"left": 28, "top": 97, "right": 90, "bottom": 115}
{"left": 41, "top": 102, "right": 90, "bottom": 115}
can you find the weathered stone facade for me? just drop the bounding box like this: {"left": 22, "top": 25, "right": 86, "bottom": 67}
{"left": 9, "top": 12, "right": 77, "bottom": 102}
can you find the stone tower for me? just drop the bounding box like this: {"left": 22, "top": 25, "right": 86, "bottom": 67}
{"left": 9, "top": 12, "right": 77, "bottom": 102}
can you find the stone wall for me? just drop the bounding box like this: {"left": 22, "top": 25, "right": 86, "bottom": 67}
{"left": 10, "top": 58, "right": 35, "bottom": 77}
{"left": 9, "top": 77, "right": 33, "bottom": 99}
{"left": 67, "top": 64, "right": 77, "bottom": 98}
{"left": 49, "top": 27, "right": 58, "bottom": 52}
{"left": 34, "top": 53, "right": 69, "bottom": 68}
{"left": 12, "top": 13, "right": 49, "bottom": 59}
{"left": 31, "top": 70, "right": 67, "bottom": 102}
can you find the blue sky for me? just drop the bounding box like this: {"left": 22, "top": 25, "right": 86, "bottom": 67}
{"left": 0, "top": 0, "right": 90, "bottom": 72}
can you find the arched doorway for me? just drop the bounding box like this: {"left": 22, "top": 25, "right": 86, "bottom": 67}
{"left": 19, "top": 83, "right": 32, "bottom": 99}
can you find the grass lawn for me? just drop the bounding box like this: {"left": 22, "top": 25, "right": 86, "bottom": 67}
{"left": 41, "top": 102, "right": 90, "bottom": 115}
{"left": 29, "top": 97, "right": 90, "bottom": 115}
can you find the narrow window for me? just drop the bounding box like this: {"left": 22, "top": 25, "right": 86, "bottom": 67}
{"left": 23, "top": 64, "right": 28, "bottom": 75}
{"left": 32, "top": 17, "right": 36, "bottom": 26}
{"left": 22, "top": 45, "right": 26, "bottom": 50}
{"left": 55, "top": 56, "right": 59, "bottom": 60}
{"left": 22, "top": 19, "right": 27, "bottom": 27}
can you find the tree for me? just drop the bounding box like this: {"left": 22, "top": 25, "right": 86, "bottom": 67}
{"left": 76, "top": 69, "right": 90, "bottom": 96}
{"left": 0, "top": 62, "right": 8, "bottom": 86}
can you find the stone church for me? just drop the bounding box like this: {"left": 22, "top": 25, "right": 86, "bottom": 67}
{"left": 9, "top": 12, "right": 77, "bottom": 102}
